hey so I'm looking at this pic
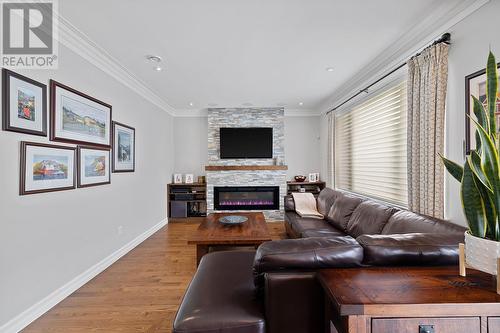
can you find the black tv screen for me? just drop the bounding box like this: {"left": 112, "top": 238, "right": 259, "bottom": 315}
{"left": 220, "top": 127, "right": 273, "bottom": 159}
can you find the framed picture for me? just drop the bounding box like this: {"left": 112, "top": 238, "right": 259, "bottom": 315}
{"left": 112, "top": 121, "right": 135, "bottom": 172}
{"left": 308, "top": 173, "right": 317, "bottom": 182}
{"left": 2, "top": 69, "right": 47, "bottom": 136}
{"left": 20, "top": 141, "right": 76, "bottom": 195}
{"left": 185, "top": 174, "right": 194, "bottom": 184}
{"left": 77, "top": 146, "right": 111, "bottom": 188}
{"left": 465, "top": 62, "right": 500, "bottom": 154}
{"left": 174, "top": 174, "right": 183, "bottom": 184}
{"left": 50, "top": 80, "right": 112, "bottom": 147}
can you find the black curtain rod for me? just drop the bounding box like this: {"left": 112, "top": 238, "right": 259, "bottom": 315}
{"left": 326, "top": 32, "right": 451, "bottom": 115}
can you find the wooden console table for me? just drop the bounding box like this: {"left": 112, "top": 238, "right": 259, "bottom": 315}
{"left": 318, "top": 266, "right": 500, "bottom": 333}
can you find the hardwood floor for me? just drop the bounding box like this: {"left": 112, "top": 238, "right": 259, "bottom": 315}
{"left": 22, "top": 220, "right": 286, "bottom": 333}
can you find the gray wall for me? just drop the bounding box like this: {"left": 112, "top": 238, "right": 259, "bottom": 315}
{"left": 444, "top": 0, "right": 500, "bottom": 225}
{"left": 0, "top": 44, "right": 175, "bottom": 326}
{"left": 174, "top": 115, "right": 321, "bottom": 180}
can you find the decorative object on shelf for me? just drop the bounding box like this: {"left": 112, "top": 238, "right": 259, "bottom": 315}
{"left": 185, "top": 174, "right": 194, "bottom": 184}
{"left": 197, "top": 176, "right": 206, "bottom": 184}
{"left": 50, "top": 80, "right": 112, "bottom": 147}
{"left": 77, "top": 146, "right": 111, "bottom": 188}
{"left": 465, "top": 59, "right": 500, "bottom": 154}
{"left": 308, "top": 173, "right": 317, "bottom": 182}
{"left": 294, "top": 175, "right": 306, "bottom": 182}
{"left": 112, "top": 121, "right": 135, "bottom": 172}
{"left": 218, "top": 215, "right": 248, "bottom": 225}
{"left": 173, "top": 174, "right": 183, "bottom": 184}
{"left": 20, "top": 141, "right": 76, "bottom": 195}
{"left": 314, "top": 172, "right": 320, "bottom": 181}
{"left": 441, "top": 52, "right": 500, "bottom": 290}
{"left": 2, "top": 68, "right": 47, "bottom": 136}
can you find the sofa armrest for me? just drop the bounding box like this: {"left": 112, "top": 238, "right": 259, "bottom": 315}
{"left": 284, "top": 195, "right": 295, "bottom": 212}
{"left": 356, "top": 233, "right": 464, "bottom": 266}
{"left": 264, "top": 272, "right": 324, "bottom": 333}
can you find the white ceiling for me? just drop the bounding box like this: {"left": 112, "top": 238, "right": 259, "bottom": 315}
{"left": 59, "top": 0, "right": 466, "bottom": 114}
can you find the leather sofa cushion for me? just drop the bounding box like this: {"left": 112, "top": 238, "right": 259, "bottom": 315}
{"left": 357, "top": 233, "right": 464, "bottom": 266}
{"left": 301, "top": 229, "right": 346, "bottom": 238}
{"left": 254, "top": 236, "right": 363, "bottom": 278}
{"left": 173, "top": 251, "right": 265, "bottom": 333}
{"left": 346, "top": 201, "right": 396, "bottom": 238}
{"left": 316, "top": 188, "right": 342, "bottom": 216}
{"left": 284, "top": 195, "right": 295, "bottom": 212}
{"left": 382, "top": 210, "right": 467, "bottom": 235}
{"left": 326, "top": 194, "right": 363, "bottom": 232}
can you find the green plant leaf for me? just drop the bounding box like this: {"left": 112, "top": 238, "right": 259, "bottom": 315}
{"left": 469, "top": 150, "right": 493, "bottom": 192}
{"left": 486, "top": 52, "right": 498, "bottom": 137}
{"left": 471, "top": 117, "right": 500, "bottom": 240}
{"left": 468, "top": 155, "right": 497, "bottom": 239}
{"left": 461, "top": 159, "right": 487, "bottom": 238}
{"left": 472, "top": 95, "right": 489, "bottom": 145}
{"left": 439, "top": 154, "right": 463, "bottom": 182}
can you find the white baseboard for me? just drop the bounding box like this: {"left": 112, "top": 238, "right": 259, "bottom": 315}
{"left": 0, "top": 218, "right": 168, "bottom": 333}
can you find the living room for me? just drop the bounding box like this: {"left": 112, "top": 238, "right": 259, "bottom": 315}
{"left": 1, "top": 0, "right": 500, "bottom": 332}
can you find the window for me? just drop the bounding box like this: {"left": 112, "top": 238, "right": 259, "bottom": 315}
{"left": 334, "top": 81, "right": 408, "bottom": 206}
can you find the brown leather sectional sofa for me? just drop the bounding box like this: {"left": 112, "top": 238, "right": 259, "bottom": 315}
{"left": 173, "top": 188, "right": 466, "bottom": 333}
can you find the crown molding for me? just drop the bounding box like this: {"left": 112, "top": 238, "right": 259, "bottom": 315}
{"left": 318, "top": 0, "right": 490, "bottom": 114}
{"left": 56, "top": 16, "right": 176, "bottom": 116}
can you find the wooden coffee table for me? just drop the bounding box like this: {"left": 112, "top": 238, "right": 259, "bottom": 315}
{"left": 188, "top": 212, "right": 272, "bottom": 266}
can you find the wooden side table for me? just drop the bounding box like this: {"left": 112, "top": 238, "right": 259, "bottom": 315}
{"left": 318, "top": 266, "right": 500, "bottom": 333}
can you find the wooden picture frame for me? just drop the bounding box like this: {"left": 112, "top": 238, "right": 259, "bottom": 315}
{"left": 2, "top": 68, "right": 47, "bottom": 136}
{"left": 465, "top": 62, "right": 500, "bottom": 154}
{"left": 50, "top": 80, "right": 112, "bottom": 147}
{"left": 77, "top": 146, "right": 111, "bottom": 188}
{"left": 112, "top": 121, "right": 135, "bottom": 172}
{"left": 20, "top": 141, "right": 76, "bottom": 195}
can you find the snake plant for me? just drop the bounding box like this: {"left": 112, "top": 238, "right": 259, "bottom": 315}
{"left": 440, "top": 51, "right": 500, "bottom": 241}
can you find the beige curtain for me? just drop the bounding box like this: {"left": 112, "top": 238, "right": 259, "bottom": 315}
{"left": 327, "top": 112, "right": 335, "bottom": 188}
{"left": 407, "top": 42, "right": 449, "bottom": 218}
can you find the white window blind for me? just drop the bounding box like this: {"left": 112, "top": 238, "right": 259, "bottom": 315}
{"left": 334, "top": 81, "right": 408, "bottom": 206}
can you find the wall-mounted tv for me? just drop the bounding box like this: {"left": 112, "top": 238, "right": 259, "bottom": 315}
{"left": 220, "top": 127, "right": 273, "bottom": 159}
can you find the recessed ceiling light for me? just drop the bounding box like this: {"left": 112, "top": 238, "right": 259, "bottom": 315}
{"left": 298, "top": 102, "right": 304, "bottom": 106}
{"left": 326, "top": 67, "right": 334, "bottom": 72}
{"left": 189, "top": 102, "right": 194, "bottom": 107}
{"left": 146, "top": 55, "right": 163, "bottom": 71}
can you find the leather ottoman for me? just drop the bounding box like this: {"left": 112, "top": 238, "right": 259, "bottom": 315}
{"left": 173, "top": 251, "right": 265, "bottom": 333}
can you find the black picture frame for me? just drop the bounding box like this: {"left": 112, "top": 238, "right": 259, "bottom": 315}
{"left": 2, "top": 68, "right": 47, "bottom": 136}
{"left": 20, "top": 141, "right": 76, "bottom": 195}
{"left": 112, "top": 121, "right": 135, "bottom": 173}
{"left": 465, "top": 62, "right": 500, "bottom": 154}
{"left": 77, "top": 145, "right": 111, "bottom": 188}
{"left": 50, "top": 80, "right": 112, "bottom": 147}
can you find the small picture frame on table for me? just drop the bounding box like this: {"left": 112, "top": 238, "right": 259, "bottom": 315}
{"left": 185, "top": 174, "right": 194, "bottom": 184}
{"left": 308, "top": 173, "right": 317, "bottom": 182}
{"left": 174, "top": 174, "right": 183, "bottom": 184}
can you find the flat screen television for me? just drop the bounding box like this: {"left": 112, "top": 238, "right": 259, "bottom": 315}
{"left": 220, "top": 127, "right": 273, "bottom": 159}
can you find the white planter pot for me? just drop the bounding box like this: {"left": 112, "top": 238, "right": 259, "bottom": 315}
{"left": 464, "top": 231, "right": 500, "bottom": 275}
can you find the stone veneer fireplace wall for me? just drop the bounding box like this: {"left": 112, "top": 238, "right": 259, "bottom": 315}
{"left": 206, "top": 108, "right": 286, "bottom": 220}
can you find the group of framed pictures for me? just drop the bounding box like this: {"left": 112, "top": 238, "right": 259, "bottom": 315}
{"left": 465, "top": 62, "right": 500, "bottom": 154}
{"left": 174, "top": 174, "right": 195, "bottom": 184}
{"left": 2, "top": 68, "right": 136, "bottom": 195}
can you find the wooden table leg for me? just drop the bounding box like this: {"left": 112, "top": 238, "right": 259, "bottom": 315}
{"left": 196, "top": 245, "right": 209, "bottom": 266}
